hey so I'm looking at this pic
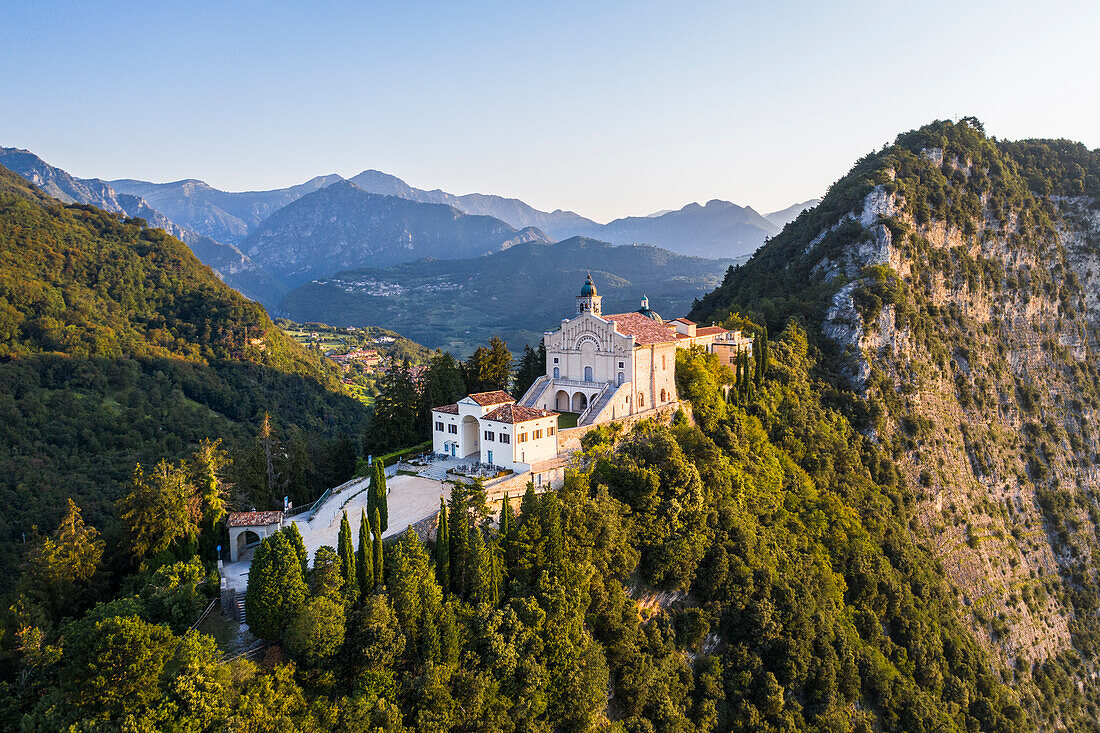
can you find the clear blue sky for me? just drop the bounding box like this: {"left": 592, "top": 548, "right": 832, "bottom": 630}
{"left": 2, "top": 0, "right": 1097, "bottom": 222}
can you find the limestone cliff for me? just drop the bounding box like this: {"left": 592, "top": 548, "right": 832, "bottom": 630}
{"left": 693, "top": 119, "right": 1100, "bottom": 727}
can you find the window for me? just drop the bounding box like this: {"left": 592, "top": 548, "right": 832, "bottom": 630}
{"left": 660, "top": 389, "right": 666, "bottom": 402}
{"left": 618, "top": 361, "right": 624, "bottom": 368}
{"left": 435, "top": 421, "right": 444, "bottom": 431}
{"left": 662, "top": 355, "right": 666, "bottom": 369}
{"left": 548, "top": 426, "right": 555, "bottom": 436}
{"left": 500, "top": 433, "right": 510, "bottom": 444}
{"left": 484, "top": 430, "right": 495, "bottom": 441}
{"left": 533, "top": 429, "right": 542, "bottom": 440}
{"left": 617, "top": 371, "right": 624, "bottom": 385}
{"left": 518, "top": 433, "right": 528, "bottom": 443}
{"left": 553, "top": 357, "right": 559, "bottom": 363}
{"left": 638, "top": 392, "right": 644, "bottom": 407}
{"left": 553, "top": 367, "right": 560, "bottom": 379}
{"left": 448, "top": 424, "right": 458, "bottom": 434}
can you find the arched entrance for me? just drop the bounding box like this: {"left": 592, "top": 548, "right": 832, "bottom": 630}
{"left": 236, "top": 530, "right": 260, "bottom": 558}
{"left": 461, "top": 415, "right": 480, "bottom": 458}
{"left": 584, "top": 365, "right": 594, "bottom": 381}
{"left": 572, "top": 392, "right": 588, "bottom": 412}
{"left": 555, "top": 390, "right": 570, "bottom": 411}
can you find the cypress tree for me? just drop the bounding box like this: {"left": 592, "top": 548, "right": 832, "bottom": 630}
{"left": 357, "top": 508, "right": 373, "bottom": 593}
{"left": 499, "top": 492, "right": 513, "bottom": 547}
{"left": 372, "top": 508, "right": 384, "bottom": 587}
{"left": 448, "top": 483, "right": 469, "bottom": 597}
{"left": 468, "top": 526, "right": 489, "bottom": 605}
{"left": 377, "top": 462, "right": 389, "bottom": 532}
{"left": 283, "top": 523, "right": 308, "bottom": 576}
{"left": 338, "top": 510, "right": 358, "bottom": 599}
{"left": 245, "top": 533, "right": 307, "bottom": 642}
{"left": 435, "top": 497, "right": 450, "bottom": 593}
{"left": 489, "top": 539, "right": 502, "bottom": 607}
{"left": 367, "top": 461, "right": 379, "bottom": 522}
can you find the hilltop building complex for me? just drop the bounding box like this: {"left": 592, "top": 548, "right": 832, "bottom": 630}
{"left": 431, "top": 274, "right": 751, "bottom": 482}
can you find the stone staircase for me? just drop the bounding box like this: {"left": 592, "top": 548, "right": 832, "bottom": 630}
{"left": 517, "top": 375, "right": 551, "bottom": 407}
{"left": 579, "top": 382, "right": 620, "bottom": 425}
{"left": 419, "top": 464, "right": 451, "bottom": 482}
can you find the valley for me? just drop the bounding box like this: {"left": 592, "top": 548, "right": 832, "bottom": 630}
{"left": 276, "top": 237, "right": 742, "bottom": 355}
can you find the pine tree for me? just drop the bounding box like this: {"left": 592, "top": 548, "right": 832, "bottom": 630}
{"left": 260, "top": 412, "right": 278, "bottom": 501}
{"left": 357, "top": 508, "right": 373, "bottom": 594}
{"left": 420, "top": 350, "right": 467, "bottom": 435}
{"left": 366, "top": 359, "right": 420, "bottom": 452}
{"left": 512, "top": 343, "right": 546, "bottom": 399}
{"left": 435, "top": 497, "right": 450, "bottom": 593}
{"left": 464, "top": 336, "right": 513, "bottom": 393}
{"left": 372, "top": 508, "right": 384, "bottom": 587}
{"left": 338, "top": 510, "right": 358, "bottom": 600}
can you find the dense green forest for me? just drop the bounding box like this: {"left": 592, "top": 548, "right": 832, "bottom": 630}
{"left": 0, "top": 165, "right": 369, "bottom": 583}
{"left": 1, "top": 320, "right": 1027, "bottom": 731}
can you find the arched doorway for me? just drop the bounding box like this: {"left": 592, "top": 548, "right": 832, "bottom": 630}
{"left": 584, "top": 365, "right": 594, "bottom": 381}
{"left": 236, "top": 530, "right": 260, "bottom": 558}
{"left": 553, "top": 366, "right": 560, "bottom": 379}
{"left": 556, "top": 390, "right": 570, "bottom": 411}
{"left": 617, "top": 371, "right": 624, "bottom": 386}
{"left": 572, "top": 392, "right": 588, "bottom": 412}
{"left": 461, "top": 415, "right": 479, "bottom": 458}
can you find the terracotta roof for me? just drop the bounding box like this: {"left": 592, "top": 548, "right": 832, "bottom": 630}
{"left": 227, "top": 511, "right": 283, "bottom": 528}
{"left": 695, "top": 326, "right": 727, "bottom": 337}
{"left": 432, "top": 403, "right": 459, "bottom": 414}
{"left": 466, "top": 390, "right": 515, "bottom": 406}
{"left": 482, "top": 404, "right": 556, "bottom": 424}
{"left": 605, "top": 312, "right": 681, "bottom": 345}
{"left": 673, "top": 317, "right": 696, "bottom": 325}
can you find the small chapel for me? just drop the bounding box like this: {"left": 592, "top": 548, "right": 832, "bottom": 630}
{"left": 431, "top": 274, "right": 752, "bottom": 476}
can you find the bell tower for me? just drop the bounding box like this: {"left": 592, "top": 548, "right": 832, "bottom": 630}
{"left": 576, "top": 272, "right": 602, "bottom": 316}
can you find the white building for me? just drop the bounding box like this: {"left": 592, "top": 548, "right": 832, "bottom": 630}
{"left": 431, "top": 274, "right": 753, "bottom": 483}
{"left": 515, "top": 273, "right": 751, "bottom": 426}
{"left": 431, "top": 390, "right": 558, "bottom": 472}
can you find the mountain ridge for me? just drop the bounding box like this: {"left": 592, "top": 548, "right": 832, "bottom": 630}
{"left": 692, "top": 118, "right": 1100, "bottom": 728}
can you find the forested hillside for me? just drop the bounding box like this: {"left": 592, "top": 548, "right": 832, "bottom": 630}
{"left": 0, "top": 165, "right": 368, "bottom": 586}
{"left": 693, "top": 119, "right": 1100, "bottom": 728}
{"left": 1, "top": 317, "right": 1029, "bottom": 731}
{"left": 278, "top": 237, "right": 738, "bottom": 354}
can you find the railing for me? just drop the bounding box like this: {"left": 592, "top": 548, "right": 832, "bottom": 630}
{"left": 552, "top": 377, "right": 610, "bottom": 390}
{"left": 518, "top": 375, "right": 551, "bottom": 406}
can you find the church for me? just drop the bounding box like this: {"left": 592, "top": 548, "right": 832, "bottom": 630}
{"left": 431, "top": 274, "right": 752, "bottom": 474}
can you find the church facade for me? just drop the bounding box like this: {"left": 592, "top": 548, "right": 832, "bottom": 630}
{"left": 431, "top": 274, "right": 752, "bottom": 475}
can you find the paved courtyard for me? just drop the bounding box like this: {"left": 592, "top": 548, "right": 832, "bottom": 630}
{"left": 223, "top": 471, "right": 450, "bottom": 592}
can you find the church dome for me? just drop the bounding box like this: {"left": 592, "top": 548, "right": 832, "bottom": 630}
{"left": 636, "top": 295, "right": 662, "bottom": 322}
{"left": 580, "top": 273, "right": 597, "bottom": 297}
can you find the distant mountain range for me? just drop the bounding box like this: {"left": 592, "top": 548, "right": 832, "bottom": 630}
{"left": 277, "top": 236, "right": 742, "bottom": 355}
{"left": 109, "top": 174, "right": 344, "bottom": 244}
{"left": 240, "top": 179, "right": 550, "bottom": 290}
{"left": 108, "top": 166, "right": 819, "bottom": 259}
{"left": 1, "top": 145, "right": 819, "bottom": 310}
